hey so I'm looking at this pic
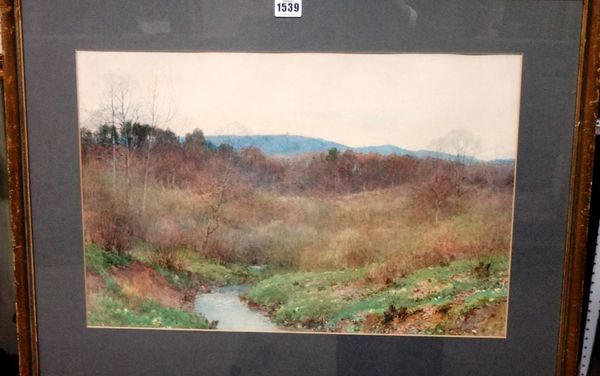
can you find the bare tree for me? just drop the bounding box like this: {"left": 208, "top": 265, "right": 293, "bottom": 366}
{"left": 141, "top": 78, "right": 176, "bottom": 215}
{"left": 416, "top": 129, "right": 481, "bottom": 224}
{"left": 112, "top": 80, "right": 140, "bottom": 183}
{"left": 88, "top": 76, "right": 141, "bottom": 191}
{"left": 418, "top": 169, "right": 462, "bottom": 225}
{"left": 201, "top": 163, "right": 233, "bottom": 252}
{"left": 92, "top": 75, "right": 177, "bottom": 211}
{"left": 430, "top": 128, "right": 481, "bottom": 166}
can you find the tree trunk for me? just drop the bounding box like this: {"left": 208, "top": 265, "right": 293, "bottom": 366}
{"left": 111, "top": 100, "right": 116, "bottom": 192}
{"left": 141, "top": 136, "right": 153, "bottom": 215}
{"left": 111, "top": 130, "right": 116, "bottom": 192}
{"left": 201, "top": 165, "right": 232, "bottom": 253}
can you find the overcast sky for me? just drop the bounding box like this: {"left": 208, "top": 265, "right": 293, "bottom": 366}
{"left": 76, "top": 51, "right": 522, "bottom": 160}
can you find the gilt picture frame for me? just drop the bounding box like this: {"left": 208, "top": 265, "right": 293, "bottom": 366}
{"left": 5, "top": 1, "right": 599, "bottom": 375}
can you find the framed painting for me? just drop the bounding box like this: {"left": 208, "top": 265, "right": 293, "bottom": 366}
{"left": 76, "top": 51, "right": 519, "bottom": 336}
{"left": 5, "top": 0, "right": 599, "bottom": 375}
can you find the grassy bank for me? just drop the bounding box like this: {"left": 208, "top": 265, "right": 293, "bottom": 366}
{"left": 85, "top": 244, "right": 229, "bottom": 329}
{"left": 245, "top": 254, "right": 509, "bottom": 336}
{"left": 87, "top": 292, "right": 214, "bottom": 329}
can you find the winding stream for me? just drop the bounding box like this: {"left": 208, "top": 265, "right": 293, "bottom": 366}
{"left": 194, "top": 285, "right": 280, "bottom": 331}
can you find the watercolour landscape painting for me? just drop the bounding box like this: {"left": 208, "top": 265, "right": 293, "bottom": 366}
{"left": 78, "top": 52, "right": 521, "bottom": 337}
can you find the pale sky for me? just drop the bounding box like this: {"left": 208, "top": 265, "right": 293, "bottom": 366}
{"left": 76, "top": 51, "right": 522, "bottom": 160}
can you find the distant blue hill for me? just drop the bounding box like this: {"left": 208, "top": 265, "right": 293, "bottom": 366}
{"left": 353, "top": 145, "right": 412, "bottom": 155}
{"left": 205, "top": 134, "right": 496, "bottom": 163}
{"left": 206, "top": 135, "right": 347, "bottom": 156}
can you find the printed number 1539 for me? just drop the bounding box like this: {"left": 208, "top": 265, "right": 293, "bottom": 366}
{"left": 277, "top": 2, "right": 300, "bottom": 12}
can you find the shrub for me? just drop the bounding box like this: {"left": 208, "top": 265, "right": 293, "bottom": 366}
{"left": 103, "top": 249, "right": 134, "bottom": 268}
{"left": 84, "top": 189, "right": 142, "bottom": 253}
{"left": 142, "top": 217, "right": 189, "bottom": 269}
{"left": 218, "top": 222, "right": 317, "bottom": 267}
{"left": 422, "top": 228, "right": 463, "bottom": 264}
{"left": 85, "top": 244, "right": 107, "bottom": 275}
{"left": 202, "top": 238, "right": 236, "bottom": 264}
{"left": 85, "top": 243, "right": 133, "bottom": 273}
{"left": 210, "top": 229, "right": 259, "bottom": 264}
{"left": 409, "top": 167, "right": 466, "bottom": 225}
{"left": 151, "top": 248, "right": 184, "bottom": 270}
{"left": 145, "top": 217, "right": 189, "bottom": 252}
{"left": 366, "top": 256, "right": 413, "bottom": 284}
{"left": 263, "top": 223, "right": 317, "bottom": 268}
{"left": 328, "top": 228, "right": 377, "bottom": 268}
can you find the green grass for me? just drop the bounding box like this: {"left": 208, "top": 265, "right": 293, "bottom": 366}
{"left": 128, "top": 243, "right": 267, "bottom": 286}
{"left": 153, "top": 265, "right": 196, "bottom": 290}
{"left": 127, "top": 242, "right": 156, "bottom": 264}
{"left": 85, "top": 244, "right": 106, "bottom": 275}
{"left": 246, "top": 255, "right": 509, "bottom": 333}
{"left": 246, "top": 268, "right": 365, "bottom": 308}
{"left": 177, "top": 248, "right": 280, "bottom": 285}
{"left": 88, "top": 291, "right": 216, "bottom": 329}
{"left": 85, "top": 244, "right": 133, "bottom": 275}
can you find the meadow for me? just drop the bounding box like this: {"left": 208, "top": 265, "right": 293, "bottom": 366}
{"left": 81, "top": 124, "right": 514, "bottom": 336}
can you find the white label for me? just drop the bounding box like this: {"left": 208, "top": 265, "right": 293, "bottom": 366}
{"left": 274, "top": 0, "right": 302, "bottom": 18}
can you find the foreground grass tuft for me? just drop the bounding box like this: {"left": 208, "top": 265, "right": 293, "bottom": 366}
{"left": 85, "top": 243, "right": 133, "bottom": 275}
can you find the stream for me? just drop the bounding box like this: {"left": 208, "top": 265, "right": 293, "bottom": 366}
{"left": 194, "top": 285, "right": 281, "bottom": 331}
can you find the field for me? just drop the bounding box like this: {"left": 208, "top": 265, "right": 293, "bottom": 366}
{"left": 81, "top": 125, "right": 514, "bottom": 336}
